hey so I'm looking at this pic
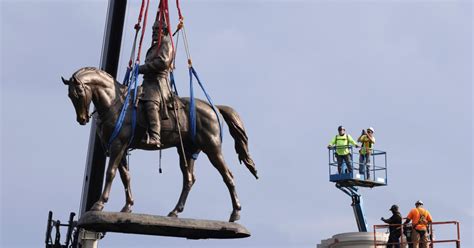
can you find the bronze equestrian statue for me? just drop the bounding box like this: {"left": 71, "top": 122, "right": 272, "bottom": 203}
{"left": 61, "top": 66, "right": 257, "bottom": 222}
{"left": 61, "top": 21, "right": 257, "bottom": 222}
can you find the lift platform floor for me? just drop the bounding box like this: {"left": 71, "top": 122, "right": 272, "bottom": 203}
{"left": 330, "top": 173, "right": 386, "bottom": 188}
{"left": 78, "top": 211, "right": 251, "bottom": 240}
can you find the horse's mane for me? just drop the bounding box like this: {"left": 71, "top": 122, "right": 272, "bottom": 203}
{"left": 73, "top": 67, "right": 113, "bottom": 80}
{"left": 74, "top": 67, "right": 126, "bottom": 89}
{"left": 74, "top": 67, "right": 128, "bottom": 100}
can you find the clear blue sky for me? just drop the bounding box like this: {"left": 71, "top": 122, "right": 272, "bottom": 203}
{"left": 1, "top": 0, "right": 472, "bottom": 247}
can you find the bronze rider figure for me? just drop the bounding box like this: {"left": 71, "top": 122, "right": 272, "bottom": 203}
{"left": 138, "top": 20, "right": 173, "bottom": 147}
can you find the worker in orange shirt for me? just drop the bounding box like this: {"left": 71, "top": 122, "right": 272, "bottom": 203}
{"left": 403, "top": 200, "right": 432, "bottom": 248}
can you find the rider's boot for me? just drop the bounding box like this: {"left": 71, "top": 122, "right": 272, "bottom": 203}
{"left": 143, "top": 101, "right": 161, "bottom": 148}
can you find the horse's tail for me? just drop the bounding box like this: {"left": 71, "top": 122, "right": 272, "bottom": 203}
{"left": 217, "top": 105, "right": 258, "bottom": 179}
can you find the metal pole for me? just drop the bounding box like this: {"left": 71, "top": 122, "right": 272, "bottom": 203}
{"left": 385, "top": 153, "right": 388, "bottom": 185}
{"left": 456, "top": 222, "right": 460, "bottom": 248}
{"left": 77, "top": 1, "right": 127, "bottom": 247}
{"left": 373, "top": 226, "right": 376, "bottom": 247}
{"left": 79, "top": 0, "right": 127, "bottom": 216}
{"left": 328, "top": 149, "right": 331, "bottom": 176}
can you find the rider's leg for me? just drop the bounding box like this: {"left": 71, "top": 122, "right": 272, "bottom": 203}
{"left": 144, "top": 100, "right": 161, "bottom": 147}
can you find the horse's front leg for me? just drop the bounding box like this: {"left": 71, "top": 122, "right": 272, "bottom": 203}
{"left": 118, "top": 155, "right": 134, "bottom": 213}
{"left": 90, "top": 144, "right": 127, "bottom": 211}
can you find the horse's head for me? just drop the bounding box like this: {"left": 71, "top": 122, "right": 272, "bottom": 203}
{"left": 62, "top": 75, "right": 92, "bottom": 125}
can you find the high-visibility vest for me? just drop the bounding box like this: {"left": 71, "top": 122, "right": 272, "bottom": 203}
{"left": 360, "top": 135, "right": 374, "bottom": 155}
{"left": 332, "top": 134, "right": 351, "bottom": 155}
{"left": 414, "top": 208, "right": 430, "bottom": 230}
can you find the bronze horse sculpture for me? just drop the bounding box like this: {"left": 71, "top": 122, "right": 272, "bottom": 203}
{"left": 62, "top": 67, "right": 258, "bottom": 222}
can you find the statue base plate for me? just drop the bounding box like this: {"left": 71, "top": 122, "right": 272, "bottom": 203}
{"left": 77, "top": 211, "right": 251, "bottom": 240}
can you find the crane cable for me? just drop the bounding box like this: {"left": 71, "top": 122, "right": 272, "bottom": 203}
{"left": 107, "top": 0, "right": 150, "bottom": 151}
{"left": 173, "top": 11, "right": 222, "bottom": 144}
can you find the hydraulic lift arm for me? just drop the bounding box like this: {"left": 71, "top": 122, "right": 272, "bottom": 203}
{"left": 336, "top": 183, "right": 368, "bottom": 232}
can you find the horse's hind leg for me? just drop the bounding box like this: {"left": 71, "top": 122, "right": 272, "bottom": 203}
{"left": 118, "top": 155, "right": 134, "bottom": 213}
{"left": 206, "top": 149, "right": 241, "bottom": 222}
{"left": 168, "top": 149, "right": 197, "bottom": 218}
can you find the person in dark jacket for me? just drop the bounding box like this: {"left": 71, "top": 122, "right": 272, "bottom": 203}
{"left": 381, "top": 204, "right": 402, "bottom": 248}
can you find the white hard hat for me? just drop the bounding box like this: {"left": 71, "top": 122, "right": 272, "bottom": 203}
{"left": 416, "top": 200, "right": 424, "bottom": 205}
{"left": 367, "top": 127, "right": 375, "bottom": 133}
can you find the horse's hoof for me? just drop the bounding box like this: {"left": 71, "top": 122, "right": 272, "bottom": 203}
{"left": 120, "top": 205, "right": 132, "bottom": 213}
{"left": 229, "top": 211, "right": 240, "bottom": 222}
{"left": 90, "top": 201, "right": 104, "bottom": 211}
{"left": 168, "top": 212, "right": 178, "bottom": 218}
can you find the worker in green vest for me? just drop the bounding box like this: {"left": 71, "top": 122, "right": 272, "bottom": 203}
{"left": 327, "top": 126, "right": 359, "bottom": 174}
{"left": 358, "top": 127, "right": 376, "bottom": 179}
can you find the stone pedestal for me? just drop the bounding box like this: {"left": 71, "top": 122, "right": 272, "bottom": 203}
{"left": 78, "top": 211, "right": 251, "bottom": 240}
{"left": 317, "top": 232, "right": 388, "bottom": 248}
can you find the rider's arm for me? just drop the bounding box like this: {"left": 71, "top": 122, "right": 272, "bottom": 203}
{"left": 139, "top": 37, "right": 173, "bottom": 74}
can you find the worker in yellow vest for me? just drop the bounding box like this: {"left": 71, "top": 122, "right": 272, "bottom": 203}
{"left": 404, "top": 200, "right": 433, "bottom": 248}
{"left": 327, "top": 126, "right": 359, "bottom": 174}
{"left": 357, "top": 127, "right": 375, "bottom": 179}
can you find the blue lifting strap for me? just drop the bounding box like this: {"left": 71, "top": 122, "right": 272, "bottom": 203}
{"left": 188, "top": 66, "right": 223, "bottom": 143}
{"left": 107, "top": 63, "right": 139, "bottom": 150}
{"left": 170, "top": 71, "right": 179, "bottom": 96}
{"left": 106, "top": 0, "right": 148, "bottom": 152}
{"left": 129, "top": 64, "right": 139, "bottom": 145}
